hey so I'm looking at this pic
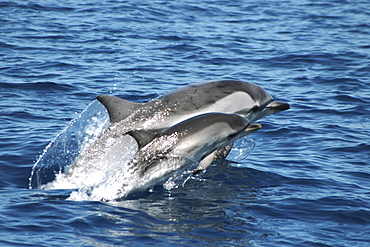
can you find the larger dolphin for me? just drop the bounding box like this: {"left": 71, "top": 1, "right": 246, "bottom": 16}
{"left": 98, "top": 79, "right": 289, "bottom": 129}
{"left": 75, "top": 80, "right": 289, "bottom": 172}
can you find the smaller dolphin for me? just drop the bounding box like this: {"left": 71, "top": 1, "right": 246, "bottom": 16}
{"left": 111, "top": 113, "right": 256, "bottom": 199}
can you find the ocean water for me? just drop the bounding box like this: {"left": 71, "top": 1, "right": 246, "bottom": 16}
{"left": 1, "top": 0, "right": 370, "bottom": 246}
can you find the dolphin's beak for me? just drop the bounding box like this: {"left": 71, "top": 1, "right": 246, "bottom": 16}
{"left": 246, "top": 123, "right": 262, "bottom": 133}
{"left": 248, "top": 101, "right": 290, "bottom": 122}
{"left": 265, "top": 101, "right": 290, "bottom": 111}
{"left": 238, "top": 123, "right": 262, "bottom": 138}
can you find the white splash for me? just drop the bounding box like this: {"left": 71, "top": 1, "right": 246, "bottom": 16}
{"left": 29, "top": 100, "right": 110, "bottom": 189}
{"left": 41, "top": 135, "right": 138, "bottom": 190}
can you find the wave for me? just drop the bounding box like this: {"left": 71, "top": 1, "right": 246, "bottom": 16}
{"left": 0, "top": 81, "right": 77, "bottom": 91}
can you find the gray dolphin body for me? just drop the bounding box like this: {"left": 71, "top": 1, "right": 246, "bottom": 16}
{"left": 112, "top": 113, "right": 257, "bottom": 199}
{"left": 98, "top": 79, "right": 289, "bottom": 130}
{"left": 76, "top": 80, "right": 289, "bottom": 169}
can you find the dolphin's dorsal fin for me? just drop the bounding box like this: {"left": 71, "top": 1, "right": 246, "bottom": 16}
{"left": 97, "top": 95, "right": 142, "bottom": 123}
{"left": 127, "top": 130, "right": 157, "bottom": 148}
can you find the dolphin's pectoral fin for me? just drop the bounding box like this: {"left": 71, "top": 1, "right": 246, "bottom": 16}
{"left": 211, "top": 124, "right": 261, "bottom": 161}
{"left": 193, "top": 151, "right": 217, "bottom": 175}
{"left": 97, "top": 95, "right": 142, "bottom": 123}
{"left": 127, "top": 130, "right": 157, "bottom": 149}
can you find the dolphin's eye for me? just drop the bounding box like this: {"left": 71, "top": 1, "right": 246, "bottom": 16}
{"left": 252, "top": 105, "right": 259, "bottom": 112}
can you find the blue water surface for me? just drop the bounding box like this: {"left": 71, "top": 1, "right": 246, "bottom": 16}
{"left": 1, "top": 0, "right": 370, "bottom": 246}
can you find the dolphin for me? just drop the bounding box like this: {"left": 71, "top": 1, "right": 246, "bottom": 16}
{"left": 106, "top": 113, "right": 258, "bottom": 199}
{"left": 44, "top": 113, "right": 261, "bottom": 201}
{"left": 97, "top": 79, "right": 290, "bottom": 130}
{"left": 75, "top": 80, "right": 289, "bottom": 168}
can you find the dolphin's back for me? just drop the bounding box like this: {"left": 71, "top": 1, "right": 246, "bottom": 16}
{"left": 159, "top": 80, "right": 273, "bottom": 114}
{"left": 157, "top": 80, "right": 273, "bottom": 118}
{"left": 162, "top": 112, "right": 249, "bottom": 137}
